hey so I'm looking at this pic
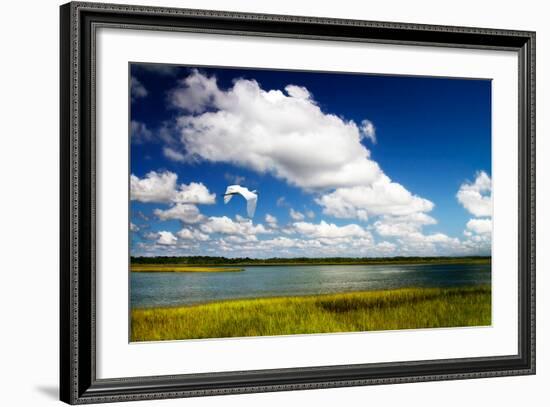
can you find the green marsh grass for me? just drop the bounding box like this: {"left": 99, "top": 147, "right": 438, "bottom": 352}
{"left": 131, "top": 285, "right": 491, "bottom": 341}
{"left": 131, "top": 265, "right": 243, "bottom": 273}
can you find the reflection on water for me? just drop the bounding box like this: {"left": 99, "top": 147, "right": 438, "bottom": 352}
{"left": 130, "top": 263, "right": 491, "bottom": 308}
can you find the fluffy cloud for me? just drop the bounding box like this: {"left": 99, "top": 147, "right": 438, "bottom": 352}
{"left": 163, "top": 70, "right": 448, "bottom": 245}
{"left": 360, "top": 119, "right": 376, "bottom": 144}
{"left": 457, "top": 171, "right": 492, "bottom": 217}
{"left": 289, "top": 208, "right": 305, "bottom": 221}
{"left": 257, "top": 236, "right": 322, "bottom": 251}
{"left": 284, "top": 84, "right": 311, "bottom": 100}
{"left": 456, "top": 171, "right": 492, "bottom": 253}
{"left": 466, "top": 218, "right": 492, "bottom": 235}
{"left": 177, "top": 228, "right": 209, "bottom": 241}
{"left": 266, "top": 236, "right": 304, "bottom": 248}
{"left": 154, "top": 204, "right": 205, "bottom": 224}
{"left": 131, "top": 171, "right": 176, "bottom": 203}
{"left": 166, "top": 70, "right": 436, "bottom": 230}
{"left": 131, "top": 171, "right": 215, "bottom": 204}
{"left": 265, "top": 213, "right": 278, "bottom": 228}
{"left": 130, "top": 222, "right": 139, "bottom": 232}
{"left": 461, "top": 229, "right": 491, "bottom": 254}
{"left": 376, "top": 241, "right": 396, "bottom": 253}
{"left": 169, "top": 71, "right": 221, "bottom": 113}
{"left": 211, "top": 231, "right": 393, "bottom": 258}
{"left": 173, "top": 181, "right": 216, "bottom": 204}
{"left": 405, "top": 232, "right": 457, "bottom": 244}
{"left": 396, "top": 232, "right": 461, "bottom": 256}
{"left": 292, "top": 220, "right": 372, "bottom": 239}
{"left": 168, "top": 70, "right": 387, "bottom": 191}
{"left": 130, "top": 121, "right": 153, "bottom": 144}
{"left": 163, "top": 147, "right": 185, "bottom": 162}
{"left": 157, "top": 231, "right": 177, "bottom": 246}
{"left": 131, "top": 76, "right": 148, "bottom": 101}
{"left": 374, "top": 213, "right": 437, "bottom": 237}
{"left": 316, "top": 176, "right": 434, "bottom": 221}
{"left": 224, "top": 235, "right": 259, "bottom": 244}
{"left": 200, "top": 216, "right": 269, "bottom": 237}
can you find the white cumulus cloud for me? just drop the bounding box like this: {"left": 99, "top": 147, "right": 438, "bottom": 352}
{"left": 177, "top": 228, "right": 210, "bottom": 241}
{"left": 292, "top": 220, "right": 372, "bottom": 239}
{"left": 157, "top": 231, "right": 177, "bottom": 246}
{"left": 289, "top": 208, "right": 305, "bottom": 221}
{"left": 168, "top": 70, "right": 386, "bottom": 191}
{"left": 374, "top": 213, "right": 437, "bottom": 237}
{"left": 131, "top": 171, "right": 177, "bottom": 203}
{"left": 466, "top": 218, "right": 492, "bottom": 235}
{"left": 360, "top": 119, "right": 376, "bottom": 144}
{"left": 396, "top": 232, "right": 461, "bottom": 256}
{"left": 154, "top": 204, "right": 205, "bottom": 224}
{"left": 200, "top": 216, "right": 269, "bottom": 237}
{"left": 166, "top": 71, "right": 433, "bottom": 229}
{"left": 456, "top": 171, "right": 492, "bottom": 254}
{"left": 265, "top": 213, "right": 278, "bottom": 228}
{"left": 130, "top": 171, "right": 215, "bottom": 204}
{"left": 316, "top": 176, "right": 434, "bottom": 221}
{"left": 457, "top": 171, "right": 492, "bottom": 217}
{"left": 173, "top": 181, "right": 216, "bottom": 204}
{"left": 376, "top": 241, "right": 396, "bottom": 253}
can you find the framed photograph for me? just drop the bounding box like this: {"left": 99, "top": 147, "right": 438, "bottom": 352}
{"left": 60, "top": 1, "right": 535, "bottom": 404}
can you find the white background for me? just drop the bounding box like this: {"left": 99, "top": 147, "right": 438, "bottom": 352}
{"left": 0, "top": 0, "right": 547, "bottom": 406}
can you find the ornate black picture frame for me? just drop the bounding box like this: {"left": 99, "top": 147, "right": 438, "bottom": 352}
{"left": 60, "top": 2, "right": 535, "bottom": 404}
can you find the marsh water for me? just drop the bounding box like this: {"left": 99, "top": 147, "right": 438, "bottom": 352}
{"left": 130, "top": 263, "right": 491, "bottom": 308}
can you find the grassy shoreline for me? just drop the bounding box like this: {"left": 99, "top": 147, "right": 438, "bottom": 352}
{"left": 131, "top": 256, "right": 491, "bottom": 268}
{"left": 131, "top": 285, "right": 491, "bottom": 342}
{"left": 131, "top": 265, "right": 243, "bottom": 273}
{"left": 130, "top": 258, "right": 491, "bottom": 270}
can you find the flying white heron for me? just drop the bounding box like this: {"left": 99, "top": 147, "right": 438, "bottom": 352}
{"left": 223, "top": 185, "right": 258, "bottom": 218}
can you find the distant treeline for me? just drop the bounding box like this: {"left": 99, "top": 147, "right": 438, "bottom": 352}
{"left": 130, "top": 255, "right": 491, "bottom": 266}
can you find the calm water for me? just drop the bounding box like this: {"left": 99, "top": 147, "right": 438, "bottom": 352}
{"left": 130, "top": 263, "right": 491, "bottom": 308}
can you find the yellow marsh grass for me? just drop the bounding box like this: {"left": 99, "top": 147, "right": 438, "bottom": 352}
{"left": 131, "top": 285, "right": 491, "bottom": 342}
{"left": 131, "top": 265, "right": 243, "bottom": 273}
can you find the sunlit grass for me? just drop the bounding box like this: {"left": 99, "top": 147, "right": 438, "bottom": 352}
{"left": 131, "top": 285, "right": 491, "bottom": 342}
{"left": 131, "top": 265, "right": 243, "bottom": 273}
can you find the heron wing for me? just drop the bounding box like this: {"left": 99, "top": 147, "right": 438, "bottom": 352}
{"left": 246, "top": 194, "right": 257, "bottom": 218}
{"left": 238, "top": 187, "right": 254, "bottom": 199}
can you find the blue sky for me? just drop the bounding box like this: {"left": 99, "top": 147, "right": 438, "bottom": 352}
{"left": 129, "top": 63, "right": 492, "bottom": 258}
